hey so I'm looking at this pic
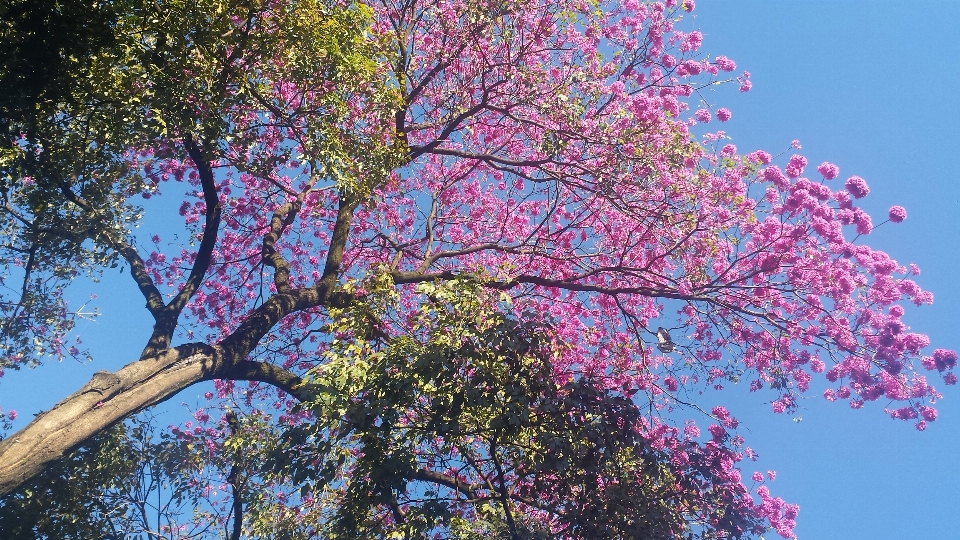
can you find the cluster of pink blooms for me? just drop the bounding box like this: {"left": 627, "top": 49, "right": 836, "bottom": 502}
{"left": 122, "top": 0, "right": 954, "bottom": 537}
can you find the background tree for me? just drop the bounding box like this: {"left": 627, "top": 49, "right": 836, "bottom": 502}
{"left": 0, "top": 0, "right": 955, "bottom": 538}
{"left": 0, "top": 414, "right": 217, "bottom": 540}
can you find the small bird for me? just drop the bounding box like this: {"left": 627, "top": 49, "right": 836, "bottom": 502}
{"left": 656, "top": 327, "right": 676, "bottom": 353}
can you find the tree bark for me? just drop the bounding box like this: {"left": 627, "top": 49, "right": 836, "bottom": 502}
{"left": 0, "top": 343, "right": 219, "bottom": 496}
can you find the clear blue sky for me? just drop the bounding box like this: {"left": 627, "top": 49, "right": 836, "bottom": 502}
{"left": 690, "top": 2, "right": 960, "bottom": 539}
{"left": 2, "top": 2, "right": 959, "bottom": 539}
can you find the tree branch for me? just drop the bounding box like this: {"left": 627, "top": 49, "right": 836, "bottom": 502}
{"left": 57, "top": 182, "right": 167, "bottom": 320}
{"left": 167, "top": 137, "right": 222, "bottom": 315}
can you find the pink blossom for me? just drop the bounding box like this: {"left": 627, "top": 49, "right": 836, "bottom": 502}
{"left": 945, "top": 373, "right": 958, "bottom": 385}
{"left": 845, "top": 176, "right": 870, "bottom": 199}
{"left": 682, "top": 0, "right": 696, "bottom": 11}
{"left": 716, "top": 108, "right": 732, "bottom": 122}
{"left": 680, "top": 59, "right": 702, "bottom": 75}
{"left": 933, "top": 349, "right": 958, "bottom": 371}
{"left": 763, "top": 166, "right": 788, "bottom": 189}
{"left": 720, "top": 144, "right": 737, "bottom": 157}
{"left": 683, "top": 31, "right": 703, "bottom": 52}
{"left": 855, "top": 210, "right": 873, "bottom": 235}
{"left": 747, "top": 150, "right": 772, "bottom": 164}
{"left": 7, "top": 410, "right": 15, "bottom": 421}
{"left": 888, "top": 206, "right": 907, "bottom": 223}
{"left": 816, "top": 162, "right": 839, "bottom": 180}
{"left": 791, "top": 139, "right": 802, "bottom": 149}
{"left": 752, "top": 471, "right": 764, "bottom": 482}
{"left": 785, "top": 154, "right": 807, "bottom": 178}
{"left": 916, "top": 421, "right": 928, "bottom": 431}
{"left": 714, "top": 56, "right": 736, "bottom": 72}
{"left": 739, "top": 80, "right": 752, "bottom": 92}
{"left": 694, "top": 108, "right": 711, "bottom": 123}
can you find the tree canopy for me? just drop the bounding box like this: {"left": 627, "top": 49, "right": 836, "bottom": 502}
{"left": 0, "top": 0, "right": 954, "bottom": 538}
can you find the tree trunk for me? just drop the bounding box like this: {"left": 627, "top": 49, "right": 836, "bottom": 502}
{"left": 0, "top": 343, "right": 218, "bottom": 497}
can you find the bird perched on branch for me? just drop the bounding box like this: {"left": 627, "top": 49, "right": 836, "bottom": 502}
{"left": 656, "top": 327, "right": 676, "bottom": 353}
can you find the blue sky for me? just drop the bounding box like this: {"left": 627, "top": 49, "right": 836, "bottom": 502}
{"left": 2, "top": 2, "right": 959, "bottom": 539}
{"left": 690, "top": 2, "right": 960, "bottom": 539}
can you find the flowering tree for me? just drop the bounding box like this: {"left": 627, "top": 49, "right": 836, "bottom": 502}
{"left": 0, "top": 0, "right": 954, "bottom": 537}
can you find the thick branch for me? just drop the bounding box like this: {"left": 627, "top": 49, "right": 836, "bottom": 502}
{"left": 412, "top": 469, "right": 478, "bottom": 500}
{"left": 0, "top": 346, "right": 316, "bottom": 497}
{"left": 141, "top": 138, "right": 222, "bottom": 356}
{"left": 168, "top": 138, "right": 222, "bottom": 315}
{"left": 321, "top": 196, "right": 358, "bottom": 281}
{"left": 0, "top": 343, "right": 219, "bottom": 496}
{"left": 219, "top": 360, "right": 313, "bottom": 402}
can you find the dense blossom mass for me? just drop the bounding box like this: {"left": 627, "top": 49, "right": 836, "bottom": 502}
{"left": 0, "top": 0, "right": 953, "bottom": 538}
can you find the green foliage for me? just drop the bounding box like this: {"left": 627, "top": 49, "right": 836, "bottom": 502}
{"left": 268, "top": 277, "right": 689, "bottom": 539}
{"left": 0, "top": 424, "right": 130, "bottom": 539}
{"left": 0, "top": 415, "right": 204, "bottom": 539}
{"left": 0, "top": 0, "right": 380, "bottom": 369}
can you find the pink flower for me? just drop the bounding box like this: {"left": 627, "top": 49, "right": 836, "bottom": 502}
{"left": 791, "top": 139, "right": 802, "bottom": 149}
{"left": 944, "top": 373, "right": 958, "bottom": 385}
{"left": 680, "top": 59, "right": 702, "bottom": 75}
{"left": 682, "top": 0, "right": 696, "bottom": 11}
{"left": 916, "top": 420, "right": 927, "bottom": 431}
{"left": 716, "top": 108, "right": 732, "bottom": 122}
{"left": 855, "top": 210, "right": 873, "bottom": 235}
{"left": 683, "top": 31, "right": 703, "bottom": 52}
{"left": 933, "top": 349, "right": 958, "bottom": 371}
{"left": 747, "top": 150, "right": 772, "bottom": 164}
{"left": 785, "top": 154, "right": 807, "bottom": 178}
{"left": 845, "top": 176, "right": 870, "bottom": 199}
{"left": 739, "top": 80, "right": 752, "bottom": 92}
{"left": 694, "top": 108, "right": 711, "bottom": 123}
{"left": 752, "top": 471, "right": 764, "bottom": 482}
{"left": 720, "top": 143, "right": 737, "bottom": 157}
{"left": 763, "top": 166, "right": 788, "bottom": 189}
{"left": 7, "top": 410, "right": 15, "bottom": 421}
{"left": 816, "top": 162, "right": 839, "bottom": 180}
{"left": 714, "top": 56, "right": 736, "bottom": 72}
{"left": 888, "top": 206, "right": 907, "bottom": 223}
{"left": 766, "top": 470, "right": 777, "bottom": 481}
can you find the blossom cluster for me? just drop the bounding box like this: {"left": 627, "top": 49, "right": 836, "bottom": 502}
{"left": 126, "top": 0, "right": 954, "bottom": 537}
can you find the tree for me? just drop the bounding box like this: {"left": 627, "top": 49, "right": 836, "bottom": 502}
{"left": 0, "top": 0, "right": 954, "bottom": 538}
{"left": 0, "top": 414, "right": 219, "bottom": 540}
